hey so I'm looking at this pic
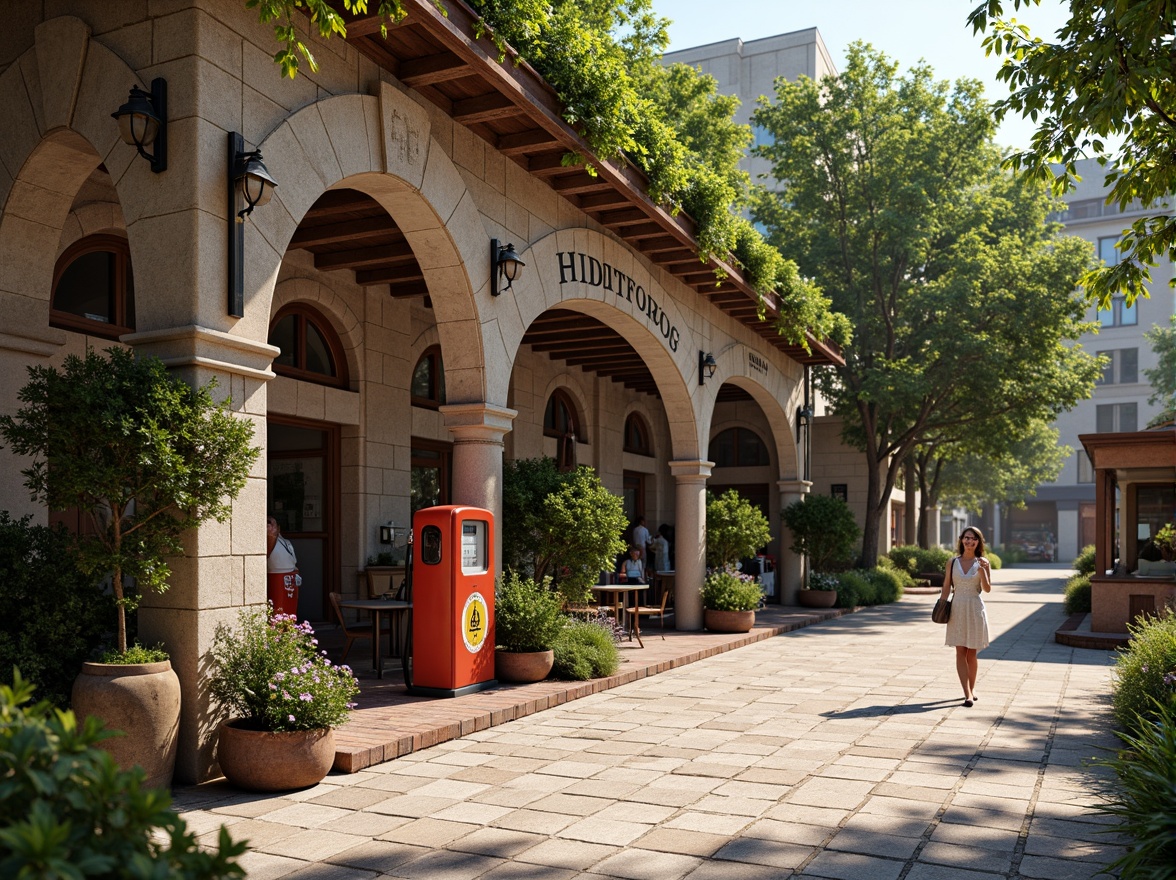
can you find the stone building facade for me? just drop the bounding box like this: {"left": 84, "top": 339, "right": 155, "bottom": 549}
{"left": 0, "top": 1, "right": 836, "bottom": 781}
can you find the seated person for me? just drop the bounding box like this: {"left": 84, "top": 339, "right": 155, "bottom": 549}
{"left": 617, "top": 545, "right": 647, "bottom": 584}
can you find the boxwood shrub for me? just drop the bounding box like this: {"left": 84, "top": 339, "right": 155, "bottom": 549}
{"left": 1111, "top": 610, "right": 1176, "bottom": 732}
{"left": 888, "top": 545, "right": 951, "bottom": 575}
{"left": 552, "top": 619, "right": 619, "bottom": 680}
{"left": 1073, "top": 544, "right": 1096, "bottom": 575}
{"left": 1063, "top": 573, "right": 1092, "bottom": 615}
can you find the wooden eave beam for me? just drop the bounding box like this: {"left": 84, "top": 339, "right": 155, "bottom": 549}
{"left": 356, "top": 266, "right": 424, "bottom": 285}
{"left": 388, "top": 279, "right": 430, "bottom": 298}
{"left": 498, "top": 128, "right": 562, "bottom": 156}
{"left": 290, "top": 216, "right": 400, "bottom": 248}
{"left": 452, "top": 92, "right": 522, "bottom": 124}
{"left": 398, "top": 51, "right": 472, "bottom": 87}
{"left": 314, "top": 240, "right": 415, "bottom": 270}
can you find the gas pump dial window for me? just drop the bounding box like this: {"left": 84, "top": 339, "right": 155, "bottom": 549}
{"left": 420, "top": 525, "right": 443, "bottom": 565}
{"left": 461, "top": 520, "right": 488, "bottom": 574}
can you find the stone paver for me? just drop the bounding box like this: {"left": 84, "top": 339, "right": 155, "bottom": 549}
{"left": 175, "top": 567, "right": 1122, "bottom": 879}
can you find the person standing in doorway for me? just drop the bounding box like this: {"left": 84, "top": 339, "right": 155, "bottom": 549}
{"left": 941, "top": 527, "right": 991, "bottom": 706}
{"left": 631, "top": 516, "right": 651, "bottom": 564}
{"left": 266, "top": 515, "right": 300, "bottom": 617}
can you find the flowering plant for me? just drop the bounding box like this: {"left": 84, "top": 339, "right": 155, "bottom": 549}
{"left": 209, "top": 607, "right": 358, "bottom": 732}
{"left": 808, "top": 571, "right": 840, "bottom": 591}
{"left": 701, "top": 567, "right": 763, "bottom": 612}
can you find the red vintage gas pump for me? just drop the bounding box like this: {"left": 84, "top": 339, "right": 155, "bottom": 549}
{"left": 406, "top": 505, "right": 496, "bottom": 697}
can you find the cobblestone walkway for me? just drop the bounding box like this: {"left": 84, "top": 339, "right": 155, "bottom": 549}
{"left": 173, "top": 567, "right": 1127, "bottom": 879}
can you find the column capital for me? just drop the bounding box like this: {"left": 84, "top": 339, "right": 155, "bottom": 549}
{"left": 441, "top": 402, "right": 517, "bottom": 443}
{"left": 122, "top": 324, "right": 280, "bottom": 381}
{"left": 669, "top": 459, "right": 713, "bottom": 482}
{"left": 777, "top": 479, "right": 812, "bottom": 495}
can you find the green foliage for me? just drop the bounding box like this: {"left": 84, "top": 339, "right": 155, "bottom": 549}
{"left": 1093, "top": 697, "right": 1176, "bottom": 880}
{"left": 1144, "top": 315, "right": 1176, "bottom": 427}
{"left": 706, "top": 489, "right": 771, "bottom": 570}
{"left": 986, "top": 550, "right": 1002, "bottom": 570}
{"left": 753, "top": 44, "right": 1101, "bottom": 566}
{"left": 865, "top": 567, "right": 905, "bottom": 604}
{"left": 247, "top": 0, "right": 839, "bottom": 348}
{"left": 0, "top": 671, "right": 246, "bottom": 878}
{"left": 0, "top": 347, "right": 259, "bottom": 654}
{"left": 969, "top": 0, "right": 1176, "bottom": 308}
{"left": 781, "top": 494, "right": 859, "bottom": 574}
{"left": 209, "top": 608, "right": 359, "bottom": 732}
{"left": 1112, "top": 610, "right": 1176, "bottom": 732}
{"left": 1073, "top": 544, "right": 1097, "bottom": 576}
{"left": 494, "top": 571, "right": 566, "bottom": 653}
{"left": 828, "top": 567, "right": 906, "bottom": 608}
{"left": 701, "top": 569, "right": 762, "bottom": 612}
{"left": 889, "top": 545, "right": 952, "bottom": 575}
{"left": 99, "top": 643, "right": 170, "bottom": 665}
{"left": 503, "top": 459, "right": 628, "bottom": 605}
{"left": 551, "top": 619, "right": 619, "bottom": 680}
{"left": 1063, "top": 573, "right": 1092, "bottom": 615}
{"left": 0, "top": 513, "right": 113, "bottom": 709}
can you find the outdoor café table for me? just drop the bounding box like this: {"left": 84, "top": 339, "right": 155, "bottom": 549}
{"left": 590, "top": 583, "right": 647, "bottom": 643}
{"left": 338, "top": 597, "right": 411, "bottom": 679}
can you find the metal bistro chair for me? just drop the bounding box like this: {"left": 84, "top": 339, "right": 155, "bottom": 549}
{"left": 328, "top": 591, "right": 391, "bottom": 664}
{"left": 625, "top": 581, "right": 672, "bottom": 646}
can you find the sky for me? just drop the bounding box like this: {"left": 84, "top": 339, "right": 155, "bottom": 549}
{"left": 660, "top": 0, "right": 1071, "bottom": 152}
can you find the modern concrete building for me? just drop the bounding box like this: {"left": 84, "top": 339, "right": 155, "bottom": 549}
{"left": 1000, "top": 158, "right": 1176, "bottom": 563}
{"left": 0, "top": 1, "right": 839, "bottom": 780}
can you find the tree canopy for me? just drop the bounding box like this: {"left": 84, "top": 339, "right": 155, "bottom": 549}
{"left": 1143, "top": 315, "right": 1176, "bottom": 426}
{"left": 753, "top": 44, "right": 1102, "bottom": 565}
{"left": 968, "top": 0, "right": 1176, "bottom": 308}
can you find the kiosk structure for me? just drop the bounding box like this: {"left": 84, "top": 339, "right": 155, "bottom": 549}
{"left": 409, "top": 505, "right": 497, "bottom": 697}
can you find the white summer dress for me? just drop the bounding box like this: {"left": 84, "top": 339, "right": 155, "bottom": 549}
{"left": 945, "top": 557, "right": 989, "bottom": 650}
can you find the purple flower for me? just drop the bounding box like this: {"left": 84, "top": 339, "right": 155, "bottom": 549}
{"left": 299, "top": 692, "right": 313, "bottom": 702}
{"left": 1142, "top": 665, "right": 1149, "bottom": 673}
{"left": 288, "top": 714, "right": 295, "bottom": 722}
{"left": 268, "top": 683, "right": 277, "bottom": 691}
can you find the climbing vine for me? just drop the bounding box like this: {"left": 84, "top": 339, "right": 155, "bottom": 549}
{"left": 245, "top": 0, "right": 838, "bottom": 347}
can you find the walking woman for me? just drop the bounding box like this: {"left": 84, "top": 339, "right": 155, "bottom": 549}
{"left": 942, "top": 527, "right": 991, "bottom": 707}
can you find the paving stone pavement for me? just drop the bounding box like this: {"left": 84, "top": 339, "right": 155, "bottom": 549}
{"left": 173, "top": 567, "right": 1129, "bottom": 879}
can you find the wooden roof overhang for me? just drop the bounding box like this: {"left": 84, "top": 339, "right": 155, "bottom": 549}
{"left": 1080, "top": 427, "right": 1176, "bottom": 475}
{"left": 325, "top": 0, "right": 842, "bottom": 373}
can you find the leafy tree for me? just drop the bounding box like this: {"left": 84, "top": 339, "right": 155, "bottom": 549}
{"left": 502, "top": 458, "right": 627, "bottom": 604}
{"left": 913, "top": 418, "right": 1069, "bottom": 545}
{"left": 1143, "top": 314, "right": 1176, "bottom": 426}
{"left": 968, "top": 0, "right": 1176, "bottom": 307}
{"left": 0, "top": 348, "right": 259, "bottom": 655}
{"left": 705, "top": 489, "right": 771, "bottom": 570}
{"left": 781, "top": 494, "right": 859, "bottom": 576}
{"left": 753, "top": 45, "right": 1102, "bottom": 566}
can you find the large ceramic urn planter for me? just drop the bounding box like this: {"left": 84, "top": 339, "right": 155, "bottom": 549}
{"left": 797, "top": 589, "right": 839, "bottom": 608}
{"left": 217, "top": 719, "right": 335, "bottom": 792}
{"left": 704, "top": 609, "right": 755, "bottom": 633}
{"left": 495, "top": 649, "right": 554, "bottom": 683}
{"left": 71, "top": 659, "right": 180, "bottom": 789}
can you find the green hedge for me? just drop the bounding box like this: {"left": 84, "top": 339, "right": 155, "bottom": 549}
{"left": 888, "top": 545, "right": 952, "bottom": 575}
{"left": 1063, "top": 573, "right": 1092, "bottom": 614}
{"left": 0, "top": 513, "right": 115, "bottom": 708}
{"left": 552, "top": 619, "right": 619, "bottom": 680}
{"left": 1073, "top": 544, "right": 1096, "bottom": 575}
{"left": 1111, "top": 610, "right": 1176, "bottom": 732}
{"left": 831, "top": 567, "right": 904, "bottom": 608}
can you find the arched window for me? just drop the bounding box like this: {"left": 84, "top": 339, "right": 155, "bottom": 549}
{"left": 544, "top": 389, "right": 581, "bottom": 439}
{"left": 623, "top": 413, "right": 652, "bottom": 456}
{"left": 269, "top": 304, "right": 347, "bottom": 388}
{"left": 51, "top": 234, "right": 135, "bottom": 339}
{"left": 709, "top": 427, "right": 770, "bottom": 467}
{"left": 411, "top": 346, "right": 446, "bottom": 408}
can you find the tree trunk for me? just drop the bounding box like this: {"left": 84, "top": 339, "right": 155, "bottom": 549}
{"left": 860, "top": 457, "right": 883, "bottom": 568}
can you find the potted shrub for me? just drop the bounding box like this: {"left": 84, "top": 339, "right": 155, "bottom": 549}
{"left": 782, "top": 494, "right": 859, "bottom": 605}
{"left": 494, "top": 571, "right": 566, "bottom": 683}
{"left": 209, "top": 608, "right": 359, "bottom": 791}
{"left": 800, "top": 571, "right": 841, "bottom": 608}
{"left": 0, "top": 348, "right": 258, "bottom": 788}
{"left": 1155, "top": 523, "right": 1176, "bottom": 562}
{"left": 706, "top": 489, "right": 772, "bottom": 571}
{"left": 701, "top": 568, "right": 762, "bottom": 632}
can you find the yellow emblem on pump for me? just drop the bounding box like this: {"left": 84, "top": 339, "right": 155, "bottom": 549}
{"left": 461, "top": 591, "right": 488, "bottom": 653}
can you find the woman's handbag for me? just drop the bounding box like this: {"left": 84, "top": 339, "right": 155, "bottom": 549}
{"left": 931, "top": 596, "right": 952, "bottom": 624}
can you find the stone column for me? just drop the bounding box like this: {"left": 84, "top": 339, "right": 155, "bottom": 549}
{"left": 123, "top": 325, "right": 278, "bottom": 784}
{"left": 777, "top": 479, "right": 812, "bottom": 604}
{"left": 441, "top": 403, "right": 516, "bottom": 573}
{"left": 670, "top": 460, "right": 712, "bottom": 631}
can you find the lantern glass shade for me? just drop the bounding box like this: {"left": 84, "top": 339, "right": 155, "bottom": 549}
{"left": 116, "top": 109, "right": 159, "bottom": 148}
{"left": 236, "top": 156, "right": 277, "bottom": 210}
{"left": 500, "top": 252, "right": 523, "bottom": 282}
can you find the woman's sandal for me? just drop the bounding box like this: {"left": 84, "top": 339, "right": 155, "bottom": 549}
{"left": 963, "top": 699, "right": 974, "bottom": 708}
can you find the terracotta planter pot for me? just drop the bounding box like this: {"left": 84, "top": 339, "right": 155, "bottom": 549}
{"left": 217, "top": 719, "right": 335, "bottom": 792}
{"left": 797, "top": 589, "right": 838, "bottom": 608}
{"left": 704, "top": 609, "right": 755, "bottom": 633}
{"left": 495, "top": 649, "right": 554, "bottom": 683}
{"left": 71, "top": 659, "right": 180, "bottom": 789}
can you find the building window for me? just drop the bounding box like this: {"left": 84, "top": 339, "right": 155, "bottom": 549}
{"left": 1096, "top": 348, "right": 1139, "bottom": 385}
{"left": 51, "top": 234, "right": 135, "bottom": 339}
{"left": 269, "top": 305, "right": 347, "bottom": 387}
{"left": 1096, "top": 402, "right": 1138, "bottom": 434}
{"left": 411, "top": 346, "right": 446, "bottom": 408}
{"left": 1077, "top": 450, "right": 1094, "bottom": 483}
{"left": 1095, "top": 237, "right": 1137, "bottom": 326}
{"left": 751, "top": 124, "right": 773, "bottom": 148}
{"left": 411, "top": 439, "right": 451, "bottom": 514}
{"left": 709, "top": 427, "right": 770, "bottom": 468}
{"left": 623, "top": 413, "right": 652, "bottom": 455}
{"left": 544, "top": 390, "right": 581, "bottom": 439}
